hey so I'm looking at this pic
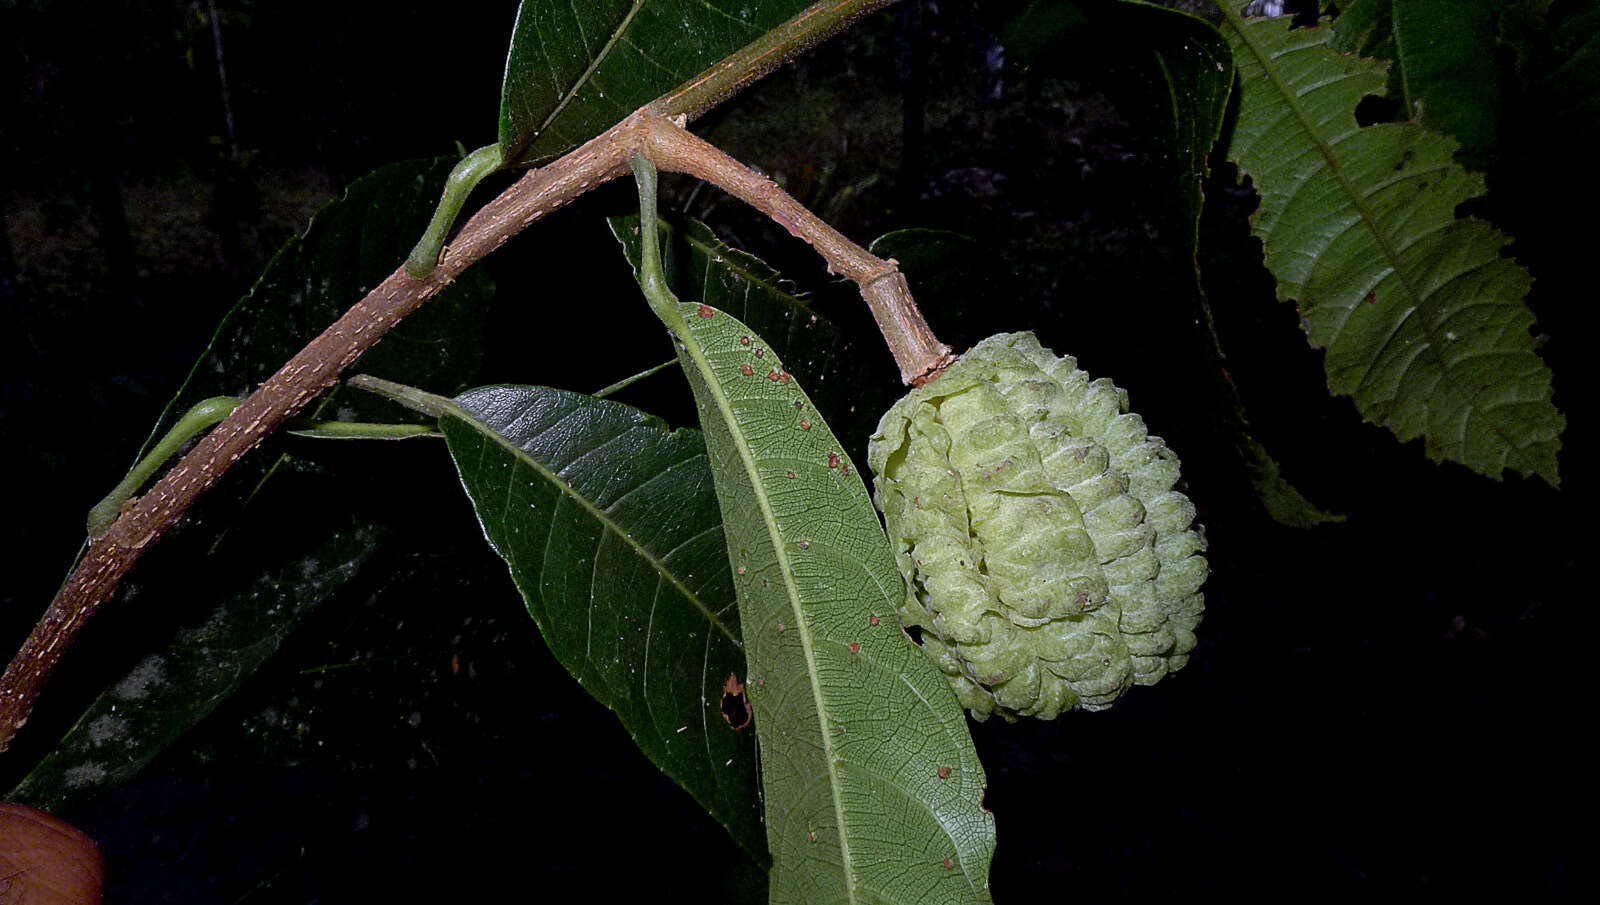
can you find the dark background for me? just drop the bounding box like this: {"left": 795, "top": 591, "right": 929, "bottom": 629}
{"left": 1, "top": 0, "right": 1586, "bottom": 901}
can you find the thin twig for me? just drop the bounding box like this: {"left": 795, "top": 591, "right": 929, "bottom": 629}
{"left": 642, "top": 117, "right": 953, "bottom": 383}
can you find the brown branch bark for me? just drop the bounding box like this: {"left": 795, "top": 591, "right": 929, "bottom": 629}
{"left": 0, "top": 117, "right": 641, "bottom": 752}
{"left": 643, "top": 118, "right": 952, "bottom": 382}
{"left": 0, "top": 0, "right": 940, "bottom": 754}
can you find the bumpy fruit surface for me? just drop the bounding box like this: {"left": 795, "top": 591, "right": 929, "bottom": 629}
{"left": 868, "top": 332, "right": 1206, "bottom": 720}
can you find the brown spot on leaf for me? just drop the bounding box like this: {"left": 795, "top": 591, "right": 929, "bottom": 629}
{"left": 944, "top": 858, "right": 954, "bottom": 869}
{"left": 780, "top": 372, "right": 791, "bottom": 384}
{"left": 870, "top": 614, "right": 880, "bottom": 626}
{"left": 828, "top": 452, "right": 841, "bottom": 469}
{"left": 849, "top": 642, "right": 860, "bottom": 654}
{"left": 697, "top": 304, "right": 715, "bottom": 318}
{"left": 767, "top": 370, "right": 781, "bottom": 382}
{"left": 799, "top": 420, "right": 811, "bottom": 430}
{"left": 938, "top": 766, "right": 952, "bottom": 779}
{"left": 740, "top": 335, "right": 751, "bottom": 345}
{"left": 742, "top": 364, "right": 755, "bottom": 376}
{"left": 786, "top": 470, "right": 796, "bottom": 479}
{"left": 755, "top": 348, "right": 765, "bottom": 358}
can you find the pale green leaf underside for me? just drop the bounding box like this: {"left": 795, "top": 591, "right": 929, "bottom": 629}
{"left": 438, "top": 385, "right": 764, "bottom": 858}
{"left": 498, "top": 0, "right": 814, "bottom": 165}
{"left": 669, "top": 302, "right": 995, "bottom": 905}
{"left": 1222, "top": 16, "right": 1563, "bottom": 483}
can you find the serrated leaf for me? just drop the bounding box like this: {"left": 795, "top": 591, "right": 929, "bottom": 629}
{"left": 10, "top": 159, "right": 493, "bottom": 808}
{"left": 498, "top": 0, "right": 817, "bottom": 166}
{"left": 1220, "top": 13, "right": 1563, "bottom": 484}
{"left": 999, "top": 3, "right": 1335, "bottom": 523}
{"left": 609, "top": 215, "right": 898, "bottom": 451}
{"left": 437, "top": 385, "right": 764, "bottom": 859}
{"left": 1326, "top": 0, "right": 1512, "bottom": 167}
{"left": 1327, "top": 0, "right": 1406, "bottom": 100}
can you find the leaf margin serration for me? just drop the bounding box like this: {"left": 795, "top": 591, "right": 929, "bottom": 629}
{"left": 1220, "top": 12, "right": 1563, "bottom": 485}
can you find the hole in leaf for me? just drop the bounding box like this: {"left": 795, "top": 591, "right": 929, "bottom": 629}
{"left": 1355, "top": 94, "right": 1404, "bottom": 127}
{"left": 720, "top": 674, "right": 751, "bottom": 730}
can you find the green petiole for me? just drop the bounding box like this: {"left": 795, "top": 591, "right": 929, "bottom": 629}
{"left": 593, "top": 358, "right": 680, "bottom": 398}
{"left": 88, "top": 396, "right": 242, "bottom": 537}
{"left": 630, "top": 154, "right": 682, "bottom": 323}
{"left": 404, "top": 142, "right": 505, "bottom": 279}
{"left": 87, "top": 393, "right": 441, "bottom": 537}
{"left": 343, "top": 374, "right": 456, "bottom": 418}
{"left": 285, "top": 421, "right": 440, "bottom": 441}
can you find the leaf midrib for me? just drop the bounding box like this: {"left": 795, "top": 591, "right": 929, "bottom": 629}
{"left": 447, "top": 400, "right": 740, "bottom": 646}
{"left": 669, "top": 303, "right": 859, "bottom": 903}
{"left": 532, "top": 1, "right": 647, "bottom": 150}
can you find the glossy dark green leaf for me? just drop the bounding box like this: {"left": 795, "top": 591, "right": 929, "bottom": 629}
{"left": 10, "top": 159, "right": 493, "bottom": 808}
{"left": 499, "top": 0, "right": 817, "bottom": 165}
{"left": 1220, "top": 11, "right": 1563, "bottom": 483}
{"left": 609, "top": 214, "right": 897, "bottom": 451}
{"left": 438, "top": 385, "right": 764, "bottom": 859}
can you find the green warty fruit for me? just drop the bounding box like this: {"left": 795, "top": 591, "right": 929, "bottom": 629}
{"left": 867, "top": 332, "right": 1206, "bottom": 721}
